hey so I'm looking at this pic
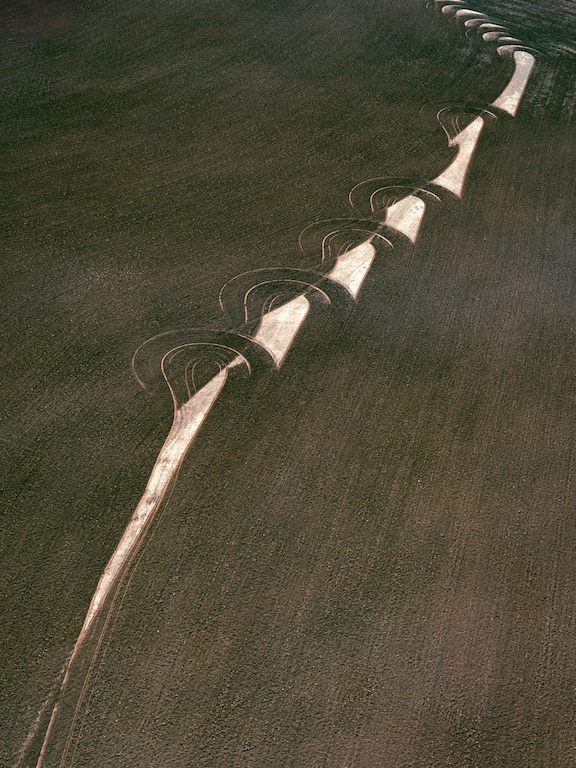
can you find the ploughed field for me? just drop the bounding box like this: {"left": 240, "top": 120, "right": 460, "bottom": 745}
{"left": 2, "top": 0, "right": 575, "bottom": 766}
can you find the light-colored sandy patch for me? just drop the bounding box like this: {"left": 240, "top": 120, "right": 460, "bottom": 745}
{"left": 30, "top": 367, "right": 230, "bottom": 768}
{"left": 253, "top": 294, "right": 311, "bottom": 368}
{"left": 385, "top": 196, "right": 427, "bottom": 243}
{"left": 326, "top": 241, "right": 377, "bottom": 300}
{"left": 454, "top": 10, "right": 486, "bottom": 21}
{"left": 83, "top": 368, "right": 229, "bottom": 635}
{"left": 491, "top": 51, "right": 536, "bottom": 116}
{"left": 478, "top": 23, "right": 507, "bottom": 32}
{"left": 431, "top": 116, "right": 485, "bottom": 197}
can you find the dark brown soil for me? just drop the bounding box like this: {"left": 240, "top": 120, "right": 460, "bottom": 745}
{"left": 2, "top": 1, "right": 576, "bottom": 766}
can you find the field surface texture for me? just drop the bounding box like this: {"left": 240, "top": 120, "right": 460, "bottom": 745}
{"left": 2, "top": 0, "right": 576, "bottom": 766}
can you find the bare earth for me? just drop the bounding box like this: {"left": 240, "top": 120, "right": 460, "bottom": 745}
{"left": 2, "top": 1, "right": 576, "bottom": 766}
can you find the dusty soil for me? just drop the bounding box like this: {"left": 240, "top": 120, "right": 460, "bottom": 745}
{"left": 2, "top": 1, "right": 576, "bottom": 766}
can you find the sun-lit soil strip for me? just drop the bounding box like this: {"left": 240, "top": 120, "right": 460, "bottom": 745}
{"left": 28, "top": 7, "right": 537, "bottom": 767}
{"left": 492, "top": 50, "right": 536, "bottom": 116}
{"left": 432, "top": 116, "right": 485, "bottom": 197}
{"left": 384, "top": 197, "right": 427, "bottom": 243}
{"left": 429, "top": 48, "right": 535, "bottom": 198}
{"left": 326, "top": 241, "right": 377, "bottom": 299}
{"left": 33, "top": 368, "right": 230, "bottom": 768}
{"left": 252, "top": 294, "right": 311, "bottom": 367}
{"left": 84, "top": 369, "right": 230, "bottom": 633}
